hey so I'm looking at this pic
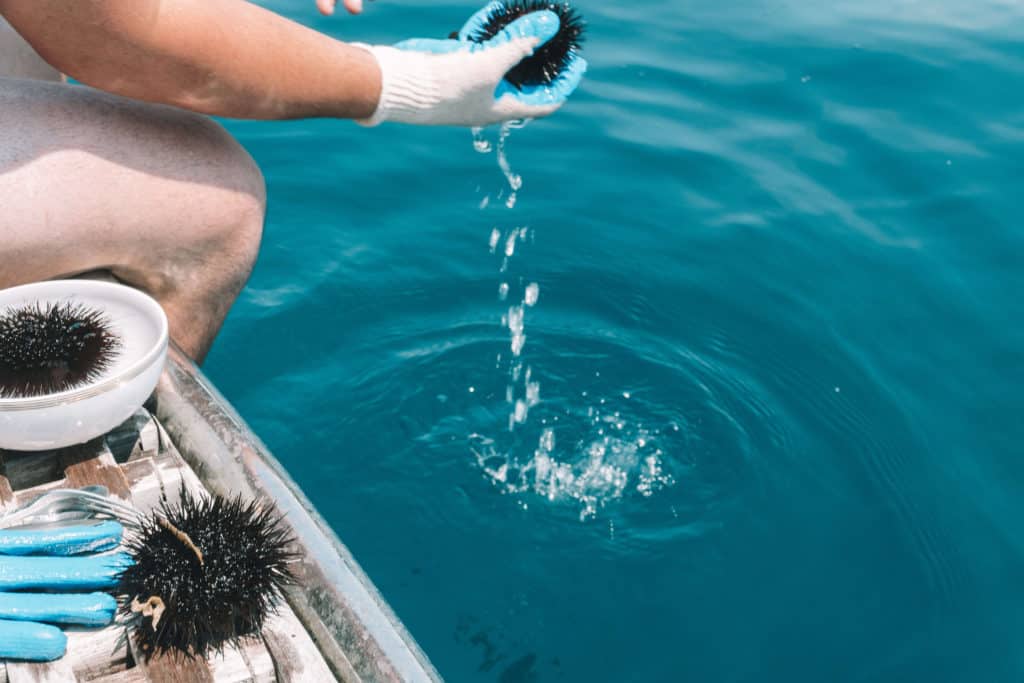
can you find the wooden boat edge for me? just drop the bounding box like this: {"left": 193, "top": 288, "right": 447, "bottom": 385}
{"left": 153, "top": 341, "right": 442, "bottom": 683}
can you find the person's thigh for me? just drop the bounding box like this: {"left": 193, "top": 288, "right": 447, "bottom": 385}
{"left": 0, "top": 78, "right": 265, "bottom": 359}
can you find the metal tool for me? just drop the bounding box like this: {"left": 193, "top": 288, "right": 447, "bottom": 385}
{"left": 0, "top": 488, "right": 142, "bottom": 531}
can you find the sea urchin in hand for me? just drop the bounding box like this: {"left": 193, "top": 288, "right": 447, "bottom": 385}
{"left": 0, "top": 301, "right": 121, "bottom": 398}
{"left": 118, "top": 490, "right": 297, "bottom": 658}
{"left": 469, "top": 0, "right": 586, "bottom": 89}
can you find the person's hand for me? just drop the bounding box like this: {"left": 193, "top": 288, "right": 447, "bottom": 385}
{"left": 0, "top": 522, "right": 129, "bottom": 662}
{"left": 355, "top": 5, "right": 586, "bottom": 127}
{"left": 317, "top": 0, "right": 364, "bottom": 17}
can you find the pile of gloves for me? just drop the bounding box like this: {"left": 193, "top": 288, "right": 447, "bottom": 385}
{"left": 0, "top": 521, "right": 129, "bottom": 662}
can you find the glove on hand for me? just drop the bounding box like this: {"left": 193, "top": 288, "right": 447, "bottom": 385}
{"left": 357, "top": 3, "right": 586, "bottom": 126}
{"left": 0, "top": 521, "right": 129, "bottom": 662}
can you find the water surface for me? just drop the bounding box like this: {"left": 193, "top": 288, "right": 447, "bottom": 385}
{"left": 208, "top": 1, "right": 1024, "bottom": 680}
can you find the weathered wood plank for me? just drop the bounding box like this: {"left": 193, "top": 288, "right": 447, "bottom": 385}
{"left": 0, "top": 451, "right": 16, "bottom": 511}
{"left": 206, "top": 642, "right": 255, "bottom": 683}
{"left": 89, "top": 667, "right": 149, "bottom": 683}
{"left": 127, "top": 639, "right": 215, "bottom": 683}
{"left": 5, "top": 658, "right": 76, "bottom": 683}
{"left": 238, "top": 640, "right": 276, "bottom": 683}
{"left": 120, "top": 458, "right": 164, "bottom": 513}
{"left": 64, "top": 625, "right": 129, "bottom": 680}
{"left": 262, "top": 606, "right": 340, "bottom": 683}
{"left": 122, "top": 452, "right": 196, "bottom": 512}
{"left": 59, "top": 442, "right": 131, "bottom": 500}
{"left": 0, "top": 662, "right": 8, "bottom": 683}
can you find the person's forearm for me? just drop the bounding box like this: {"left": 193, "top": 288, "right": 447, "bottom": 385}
{"left": 0, "top": 0, "right": 381, "bottom": 119}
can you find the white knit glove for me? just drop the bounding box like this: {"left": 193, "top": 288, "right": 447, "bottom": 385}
{"left": 355, "top": 9, "right": 586, "bottom": 127}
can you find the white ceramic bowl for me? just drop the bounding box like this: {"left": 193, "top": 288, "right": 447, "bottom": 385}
{"left": 0, "top": 280, "right": 168, "bottom": 451}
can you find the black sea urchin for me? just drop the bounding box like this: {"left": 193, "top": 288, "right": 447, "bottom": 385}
{"left": 118, "top": 490, "right": 296, "bottom": 658}
{"left": 0, "top": 301, "right": 121, "bottom": 398}
{"left": 469, "top": 0, "right": 585, "bottom": 89}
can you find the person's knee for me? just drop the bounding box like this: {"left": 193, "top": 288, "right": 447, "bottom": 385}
{"left": 103, "top": 112, "right": 266, "bottom": 318}
{"left": 182, "top": 115, "right": 267, "bottom": 291}
{"left": 196, "top": 116, "right": 267, "bottom": 214}
{"left": 217, "top": 161, "right": 266, "bottom": 290}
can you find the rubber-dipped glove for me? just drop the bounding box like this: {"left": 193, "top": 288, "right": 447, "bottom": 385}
{"left": 356, "top": 5, "right": 586, "bottom": 126}
{"left": 0, "top": 521, "right": 129, "bottom": 662}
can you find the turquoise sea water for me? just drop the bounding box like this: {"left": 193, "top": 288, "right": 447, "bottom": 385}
{"left": 208, "top": 1, "right": 1024, "bottom": 680}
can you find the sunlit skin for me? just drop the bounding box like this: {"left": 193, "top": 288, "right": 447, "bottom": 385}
{"left": 0, "top": 0, "right": 383, "bottom": 361}
{"left": 0, "top": 0, "right": 382, "bottom": 118}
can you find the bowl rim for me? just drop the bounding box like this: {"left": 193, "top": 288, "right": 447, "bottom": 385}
{"left": 0, "top": 279, "right": 169, "bottom": 410}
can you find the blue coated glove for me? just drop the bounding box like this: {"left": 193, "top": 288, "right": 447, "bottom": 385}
{"left": 354, "top": 4, "right": 586, "bottom": 126}
{"left": 0, "top": 522, "right": 128, "bottom": 662}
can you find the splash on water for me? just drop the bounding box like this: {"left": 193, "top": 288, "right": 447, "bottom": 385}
{"left": 469, "top": 121, "right": 676, "bottom": 520}
{"left": 470, "top": 407, "right": 676, "bottom": 521}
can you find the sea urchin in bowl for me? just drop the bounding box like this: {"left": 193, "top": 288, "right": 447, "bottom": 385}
{"left": 0, "top": 280, "right": 168, "bottom": 451}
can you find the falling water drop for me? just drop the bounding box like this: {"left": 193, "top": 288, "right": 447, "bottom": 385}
{"left": 471, "top": 126, "right": 492, "bottom": 153}
{"left": 497, "top": 122, "right": 523, "bottom": 208}
{"left": 524, "top": 283, "right": 540, "bottom": 307}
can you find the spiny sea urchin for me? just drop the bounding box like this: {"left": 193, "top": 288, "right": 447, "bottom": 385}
{"left": 117, "top": 489, "right": 296, "bottom": 658}
{"left": 0, "top": 301, "right": 121, "bottom": 398}
{"left": 469, "top": 0, "right": 586, "bottom": 89}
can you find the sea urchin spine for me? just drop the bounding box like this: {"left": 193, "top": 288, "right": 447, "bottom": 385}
{"left": 117, "top": 490, "right": 297, "bottom": 658}
{"left": 469, "top": 0, "right": 586, "bottom": 89}
{"left": 0, "top": 301, "right": 121, "bottom": 398}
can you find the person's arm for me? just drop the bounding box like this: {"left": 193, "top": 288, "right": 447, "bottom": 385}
{"left": 0, "top": 0, "right": 381, "bottom": 119}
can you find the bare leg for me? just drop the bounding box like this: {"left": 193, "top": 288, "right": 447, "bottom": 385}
{"left": 0, "top": 77, "right": 266, "bottom": 362}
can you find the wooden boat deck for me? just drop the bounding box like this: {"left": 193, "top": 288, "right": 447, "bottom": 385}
{"left": 0, "top": 408, "right": 337, "bottom": 683}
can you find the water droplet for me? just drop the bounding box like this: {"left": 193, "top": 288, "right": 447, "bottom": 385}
{"left": 471, "top": 126, "right": 492, "bottom": 153}
{"left": 504, "top": 230, "right": 518, "bottom": 257}
{"left": 524, "top": 282, "right": 539, "bottom": 306}
{"left": 496, "top": 121, "right": 527, "bottom": 201}
{"left": 513, "top": 399, "right": 528, "bottom": 424}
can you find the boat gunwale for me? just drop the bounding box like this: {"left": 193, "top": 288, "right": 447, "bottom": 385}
{"left": 153, "top": 341, "right": 441, "bottom": 683}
